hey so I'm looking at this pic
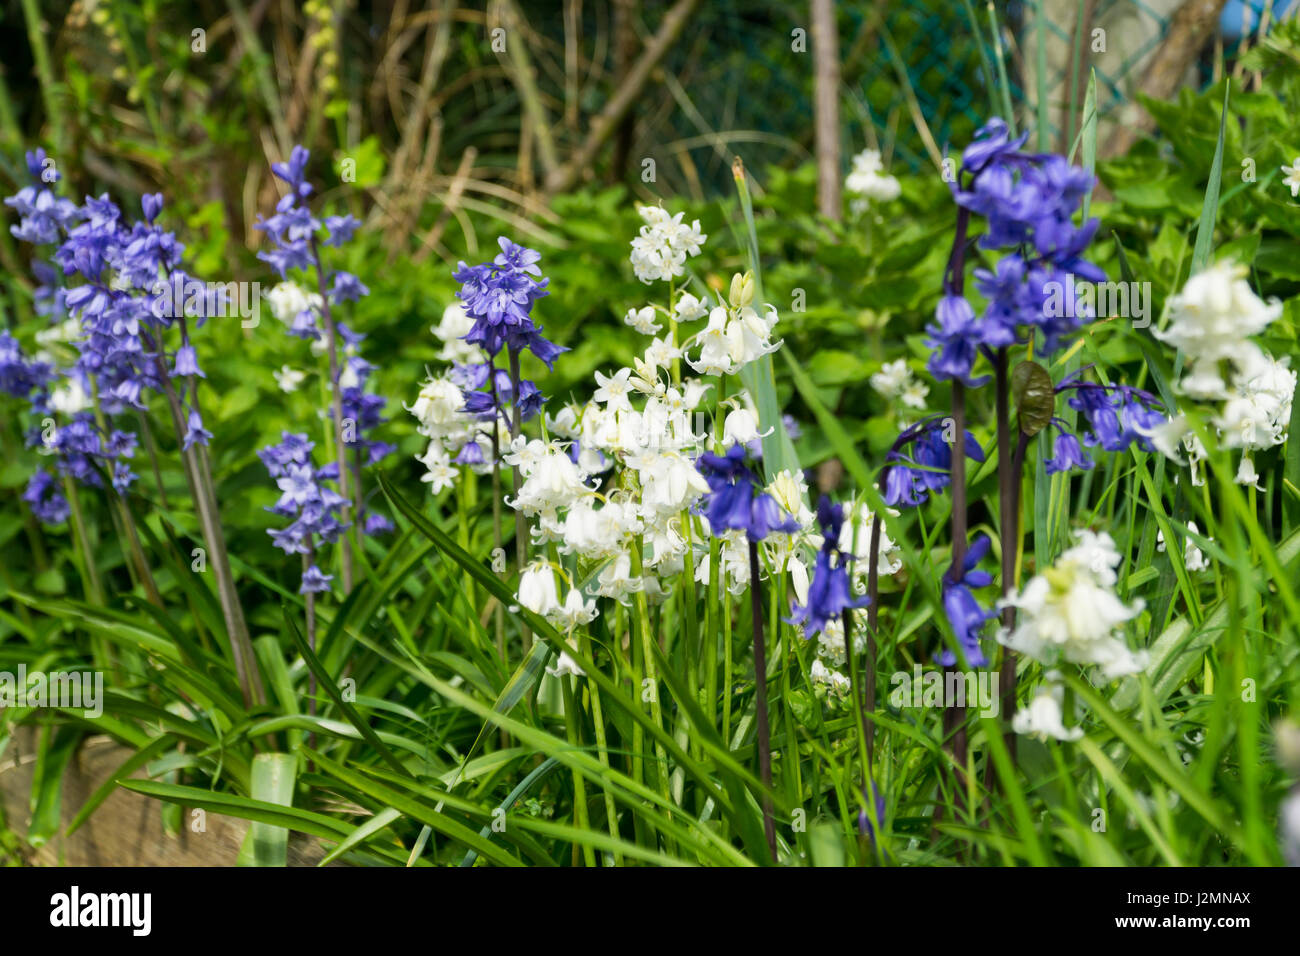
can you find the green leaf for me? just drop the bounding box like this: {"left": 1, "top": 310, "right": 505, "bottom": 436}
{"left": 1191, "top": 82, "right": 1230, "bottom": 274}
{"left": 66, "top": 735, "right": 174, "bottom": 836}
{"left": 240, "top": 753, "right": 298, "bottom": 867}
{"left": 282, "top": 606, "right": 411, "bottom": 779}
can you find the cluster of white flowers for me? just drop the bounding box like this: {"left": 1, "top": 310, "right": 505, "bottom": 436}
{"left": 870, "top": 358, "right": 929, "bottom": 414}
{"left": 501, "top": 264, "right": 826, "bottom": 656}
{"left": 1147, "top": 262, "right": 1294, "bottom": 488}
{"left": 629, "top": 205, "right": 706, "bottom": 284}
{"left": 406, "top": 315, "right": 503, "bottom": 492}
{"left": 686, "top": 273, "right": 782, "bottom": 377}
{"left": 493, "top": 275, "right": 778, "bottom": 638}
{"left": 532, "top": 351, "right": 714, "bottom": 604}
{"left": 999, "top": 530, "right": 1148, "bottom": 681}
{"left": 845, "top": 148, "right": 901, "bottom": 215}
{"left": 810, "top": 657, "right": 852, "bottom": 697}
{"left": 1001, "top": 531, "right": 1151, "bottom": 741}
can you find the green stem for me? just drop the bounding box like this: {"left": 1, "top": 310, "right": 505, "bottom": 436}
{"left": 64, "top": 476, "right": 103, "bottom": 605}
{"left": 578, "top": 629, "right": 623, "bottom": 865}
{"left": 559, "top": 673, "right": 596, "bottom": 866}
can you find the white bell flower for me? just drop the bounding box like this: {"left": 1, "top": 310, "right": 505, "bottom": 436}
{"left": 1157, "top": 261, "right": 1282, "bottom": 400}
{"left": 274, "top": 365, "right": 307, "bottom": 393}
{"left": 629, "top": 205, "right": 706, "bottom": 284}
{"left": 591, "top": 550, "right": 644, "bottom": 605}
{"left": 1156, "top": 521, "right": 1210, "bottom": 573}
{"left": 810, "top": 659, "right": 851, "bottom": 697}
{"left": 624, "top": 305, "right": 661, "bottom": 335}
{"left": 674, "top": 292, "right": 708, "bottom": 322}
{"left": 998, "top": 530, "right": 1148, "bottom": 680}
{"left": 408, "top": 375, "right": 467, "bottom": 439}
{"left": 508, "top": 444, "right": 588, "bottom": 515}
{"left": 845, "top": 148, "right": 901, "bottom": 210}
{"left": 417, "top": 441, "right": 458, "bottom": 494}
{"left": 593, "top": 368, "right": 635, "bottom": 413}
{"left": 546, "top": 649, "right": 586, "bottom": 678}
{"left": 1011, "top": 687, "right": 1083, "bottom": 742}
{"left": 266, "top": 281, "right": 321, "bottom": 326}
{"left": 766, "top": 469, "right": 814, "bottom": 532}
{"left": 632, "top": 450, "right": 710, "bottom": 515}
{"left": 560, "top": 497, "right": 642, "bottom": 559}
{"left": 431, "top": 303, "right": 483, "bottom": 364}
{"left": 548, "top": 589, "right": 599, "bottom": 630}
{"left": 517, "top": 561, "right": 561, "bottom": 618}
{"left": 722, "top": 406, "right": 769, "bottom": 446}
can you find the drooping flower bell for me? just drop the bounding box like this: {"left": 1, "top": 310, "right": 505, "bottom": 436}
{"left": 938, "top": 534, "right": 995, "bottom": 667}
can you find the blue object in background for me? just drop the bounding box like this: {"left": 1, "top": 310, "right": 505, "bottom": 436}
{"left": 1221, "top": 0, "right": 1299, "bottom": 41}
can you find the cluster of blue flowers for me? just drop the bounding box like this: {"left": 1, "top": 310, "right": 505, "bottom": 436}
{"left": 256, "top": 145, "right": 393, "bottom": 534}
{"left": 927, "top": 118, "right": 1102, "bottom": 386}
{"left": 6, "top": 149, "right": 78, "bottom": 244}
{"left": 451, "top": 238, "right": 564, "bottom": 444}
{"left": 1046, "top": 377, "right": 1165, "bottom": 474}
{"left": 695, "top": 444, "right": 799, "bottom": 542}
{"left": 788, "top": 496, "right": 870, "bottom": 638}
{"left": 255, "top": 145, "right": 363, "bottom": 296}
{"left": 0, "top": 329, "right": 55, "bottom": 401}
{"left": 259, "top": 432, "right": 348, "bottom": 593}
{"left": 4, "top": 149, "right": 208, "bottom": 522}
{"left": 1, "top": 326, "right": 133, "bottom": 521}
{"left": 888, "top": 119, "right": 1175, "bottom": 668}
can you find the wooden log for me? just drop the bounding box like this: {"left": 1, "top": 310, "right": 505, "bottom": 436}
{"left": 0, "top": 727, "right": 333, "bottom": 866}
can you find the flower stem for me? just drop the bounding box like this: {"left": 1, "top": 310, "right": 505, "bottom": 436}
{"left": 309, "top": 234, "right": 354, "bottom": 593}
{"left": 303, "top": 548, "right": 318, "bottom": 720}
{"left": 947, "top": 380, "right": 969, "bottom": 786}
{"left": 559, "top": 673, "right": 596, "bottom": 866}
{"left": 64, "top": 476, "right": 104, "bottom": 605}
{"left": 506, "top": 346, "right": 528, "bottom": 575}
{"left": 579, "top": 628, "right": 623, "bottom": 864}
{"left": 993, "top": 349, "right": 1028, "bottom": 759}
{"left": 748, "top": 539, "right": 777, "bottom": 859}
{"left": 148, "top": 341, "right": 263, "bottom": 705}
{"left": 485, "top": 366, "right": 508, "bottom": 665}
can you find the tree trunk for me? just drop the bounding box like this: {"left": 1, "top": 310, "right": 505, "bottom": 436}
{"left": 1102, "top": 0, "right": 1229, "bottom": 157}
{"left": 811, "top": 0, "right": 842, "bottom": 221}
